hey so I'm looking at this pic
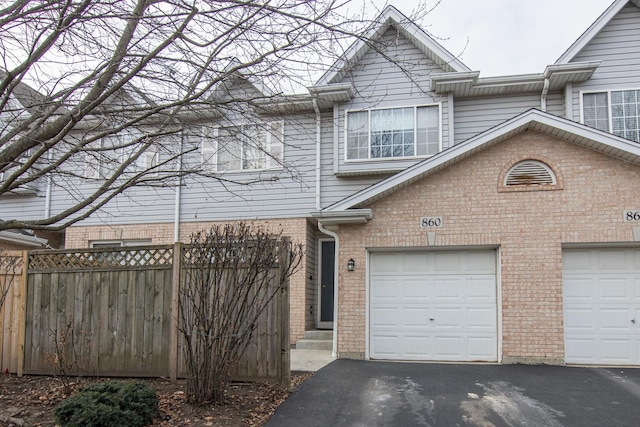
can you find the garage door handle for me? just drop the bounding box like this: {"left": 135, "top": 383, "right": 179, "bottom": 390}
{"left": 632, "top": 319, "right": 636, "bottom": 324}
{"left": 429, "top": 318, "right": 434, "bottom": 321}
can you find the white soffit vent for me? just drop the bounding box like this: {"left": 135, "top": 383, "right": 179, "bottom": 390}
{"left": 505, "top": 160, "right": 556, "bottom": 186}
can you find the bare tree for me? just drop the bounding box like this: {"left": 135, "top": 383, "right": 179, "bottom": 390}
{"left": 179, "top": 223, "right": 303, "bottom": 404}
{"left": 0, "top": 0, "right": 437, "bottom": 233}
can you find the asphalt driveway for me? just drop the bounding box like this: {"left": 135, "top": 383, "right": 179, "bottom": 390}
{"left": 266, "top": 359, "right": 640, "bottom": 426}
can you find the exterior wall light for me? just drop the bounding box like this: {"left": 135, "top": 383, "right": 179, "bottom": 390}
{"left": 347, "top": 258, "right": 355, "bottom": 272}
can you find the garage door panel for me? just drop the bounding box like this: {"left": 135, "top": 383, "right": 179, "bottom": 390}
{"left": 600, "top": 309, "right": 632, "bottom": 330}
{"left": 369, "top": 250, "right": 497, "bottom": 361}
{"left": 467, "top": 307, "right": 498, "bottom": 330}
{"left": 432, "top": 308, "right": 461, "bottom": 328}
{"left": 403, "top": 308, "right": 430, "bottom": 327}
{"left": 563, "top": 248, "right": 640, "bottom": 365}
{"left": 466, "top": 276, "right": 497, "bottom": 301}
{"left": 565, "top": 308, "right": 596, "bottom": 330}
{"left": 599, "top": 278, "right": 632, "bottom": 300}
{"left": 371, "top": 308, "right": 397, "bottom": 327}
{"left": 602, "top": 339, "right": 633, "bottom": 363}
{"left": 468, "top": 337, "right": 498, "bottom": 359}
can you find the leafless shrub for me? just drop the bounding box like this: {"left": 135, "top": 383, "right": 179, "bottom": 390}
{"left": 179, "top": 223, "right": 303, "bottom": 404}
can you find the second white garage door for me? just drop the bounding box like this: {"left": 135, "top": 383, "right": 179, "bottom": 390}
{"left": 563, "top": 248, "right": 640, "bottom": 365}
{"left": 369, "top": 250, "right": 497, "bottom": 361}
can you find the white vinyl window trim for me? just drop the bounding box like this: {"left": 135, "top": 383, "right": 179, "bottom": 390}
{"left": 201, "top": 122, "right": 284, "bottom": 173}
{"left": 581, "top": 89, "right": 640, "bottom": 143}
{"left": 345, "top": 104, "right": 441, "bottom": 162}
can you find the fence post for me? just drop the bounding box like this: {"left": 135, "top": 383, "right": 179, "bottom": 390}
{"left": 169, "top": 242, "right": 182, "bottom": 382}
{"left": 16, "top": 250, "right": 28, "bottom": 378}
{"left": 280, "top": 243, "right": 291, "bottom": 387}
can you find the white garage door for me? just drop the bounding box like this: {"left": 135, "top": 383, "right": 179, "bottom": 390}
{"left": 563, "top": 248, "right": 640, "bottom": 365}
{"left": 369, "top": 250, "right": 497, "bottom": 361}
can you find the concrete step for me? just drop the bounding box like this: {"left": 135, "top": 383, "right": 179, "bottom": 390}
{"left": 295, "top": 339, "right": 333, "bottom": 351}
{"left": 303, "top": 330, "right": 333, "bottom": 341}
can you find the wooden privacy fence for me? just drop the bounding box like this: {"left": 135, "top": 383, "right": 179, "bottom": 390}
{"left": 0, "top": 244, "right": 289, "bottom": 384}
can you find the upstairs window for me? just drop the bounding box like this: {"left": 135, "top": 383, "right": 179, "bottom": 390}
{"left": 583, "top": 90, "right": 640, "bottom": 142}
{"left": 201, "top": 122, "right": 284, "bottom": 172}
{"left": 346, "top": 105, "right": 439, "bottom": 160}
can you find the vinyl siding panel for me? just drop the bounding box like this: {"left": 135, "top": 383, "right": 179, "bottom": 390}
{"left": 570, "top": 3, "right": 640, "bottom": 122}
{"left": 454, "top": 94, "right": 542, "bottom": 144}
{"left": 0, "top": 194, "right": 46, "bottom": 222}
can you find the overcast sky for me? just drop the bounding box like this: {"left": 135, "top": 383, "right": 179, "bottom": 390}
{"left": 366, "top": 0, "right": 614, "bottom": 77}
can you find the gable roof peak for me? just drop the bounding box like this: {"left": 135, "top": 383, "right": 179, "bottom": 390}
{"left": 315, "top": 4, "right": 470, "bottom": 86}
{"left": 556, "top": 0, "right": 640, "bottom": 64}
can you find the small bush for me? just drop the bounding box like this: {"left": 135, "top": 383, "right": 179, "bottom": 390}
{"left": 54, "top": 380, "right": 159, "bottom": 427}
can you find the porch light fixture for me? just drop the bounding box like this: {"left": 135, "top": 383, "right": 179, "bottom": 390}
{"left": 347, "top": 258, "right": 355, "bottom": 272}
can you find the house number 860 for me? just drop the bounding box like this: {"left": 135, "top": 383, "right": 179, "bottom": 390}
{"left": 420, "top": 217, "right": 443, "bottom": 228}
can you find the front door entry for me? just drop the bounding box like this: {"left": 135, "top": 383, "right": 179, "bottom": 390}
{"left": 318, "top": 240, "right": 335, "bottom": 328}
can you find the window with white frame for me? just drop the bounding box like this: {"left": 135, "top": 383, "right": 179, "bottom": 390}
{"left": 583, "top": 90, "right": 640, "bottom": 142}
{"left": 346, "top": 105, "right": 439, "bottom": 160}
{"left": 201, "top": 122, "right": 284, "bottom": 172}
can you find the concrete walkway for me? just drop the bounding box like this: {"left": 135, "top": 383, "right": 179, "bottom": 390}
{"left": 269, "top": 359, "right": 640, "bottom": 427}
{"left": 290, "top": 349, "right": 334, "bottom": 372}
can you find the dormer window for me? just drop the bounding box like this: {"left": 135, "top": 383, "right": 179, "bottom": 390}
{"left": 346, "top": 105, "right": 440, "bottom": 160}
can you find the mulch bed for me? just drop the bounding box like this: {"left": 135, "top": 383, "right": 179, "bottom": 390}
{"left": 0, "top": 373, "right": 310, "bottom": 426}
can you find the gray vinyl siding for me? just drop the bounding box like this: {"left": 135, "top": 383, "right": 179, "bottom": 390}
{"left": 318, "top": 111, "right": 393, "bottom": 208}
{"left": 453, "top": 94, "right": 542, "bottom": 144}
{"left": 179, "top": 113, "right": 317, "bottom": 222}
{"left": 569, "top": 3, "right": 640, "bottom": 122}
{"left": 546, "top": 91, "right": 565, "bottom": 118}
{"left": 331, "top": 27, "right": 450, "bottom": 176}
{"left": 0, "top": 194, "right": 46, "bottom": 222}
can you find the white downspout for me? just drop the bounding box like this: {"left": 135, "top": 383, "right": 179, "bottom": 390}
{"left": 44, "top": 150, "right": 53, "bottom": 219}
{"left": 541, "top": 77, "right": 550, "bottom": 112}
{"left": 318, "top": 222, "right": 339, "bottom": 358}
{"left": 312, "top": 98, "right": 322, "bottom": 211}
{"left": 173, "top": 134, "right": 183, "bottom": 243}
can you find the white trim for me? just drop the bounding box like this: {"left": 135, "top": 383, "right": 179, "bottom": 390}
{"left": 317, "top": 223, "right": 340, "bottom": 358}
{"left": 496, "top": 246, "right": 503, "bottom": 363}
{"left": 447, "top": 92, "right": 455, "bottom": 148}
{"left": 556, "top": 0, "right": 634, "bottom": 64}
{"left": 365, "top": 248, "right": 371, "bottom": 360}
{"left": 344, "top": 103, "right": 442, "bottom": 162}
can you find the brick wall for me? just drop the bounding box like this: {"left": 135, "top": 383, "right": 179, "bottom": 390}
{"left": 65, "top": 217, "right": 313, "bottom": 344}
{"left": 336, "top": 130, "right": 640, "bottom": 363}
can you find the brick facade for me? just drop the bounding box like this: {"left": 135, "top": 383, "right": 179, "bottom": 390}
{"left": 335, "top": 130, "right": 640, "bottom": 363}
{"left": 65, "top": 218, "right": 313, "bottom": 344}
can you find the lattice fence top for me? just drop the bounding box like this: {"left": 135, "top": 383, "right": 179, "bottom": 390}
{"left": 28, "top": 246, "right": 173, "bottom": 271}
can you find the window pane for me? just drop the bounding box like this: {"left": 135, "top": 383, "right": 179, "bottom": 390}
{"left": 347, "top": 111, "right": 369, "bottom": 159}
{"left": 610, "top": 90, "right": 640, "bottom": 142}
{"left": 583, "top": 93, "right": 609, "bottom": 132}
{"left": 416, "top": 106, "right": 439, "bottom": 156}
{"left": 216, "top": 128, "right": 241, "bottom": 171}
{"left": 243, "top": 126, "right": 266, "bottom": 170}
